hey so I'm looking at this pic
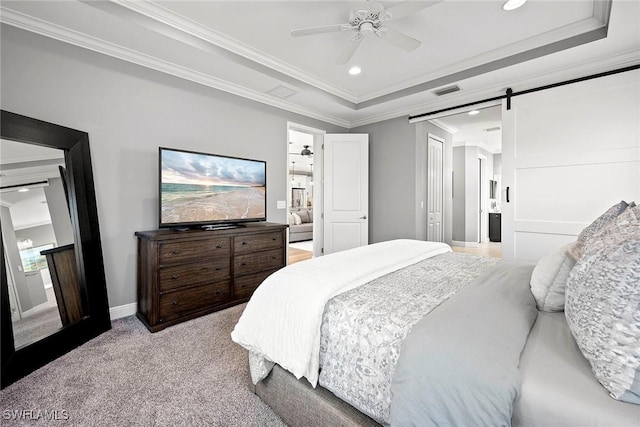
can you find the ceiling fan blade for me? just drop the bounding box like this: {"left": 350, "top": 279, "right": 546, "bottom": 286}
{"left": 380, "top": 26, "right": 421, "bottom": 51}
{"left": 291, "top": 24, "right": 346, "bottom": 37}
{"left": 384, "top": 0, "right": 442, "bottom": 21}
{"left": 336, "top": 37, "right": 363, "bottom": 65}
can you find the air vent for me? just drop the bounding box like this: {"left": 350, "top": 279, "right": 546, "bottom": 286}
{"left": 267, "top": 85, "right": 297, "bottom": 99}
{"left": 432, "top": 85, "right": 461, "bottom": 97}
{"left": 484, "top": 126, "right": 501, "bottom": 132}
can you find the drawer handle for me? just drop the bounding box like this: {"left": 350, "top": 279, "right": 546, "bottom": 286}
{"left": 271, "top": 256, "right": 276, "bottom": 259}
{"left": 172, "top": 250, "right": 180, "bottom": 254}
{"left": 216, "top": 244, "right": 223, "bottom": 249}
{"left": 241, "top": 262, "right": 247, "bottom": 266}
{"left": 172, "top": 301, "right": 178, "bottom": 306}
{"left": 272, "top": 237, "right": 277, "bottom": 241}
{"left": 215, "top": 290, "right": 222, "bottom": 296}
{"left": 242, "top": 241, "right": 247, "bottom": 246}
{"left": 171, "top": 275, "right": 179, "bottom": 280}
{"left": 215, "top": 267, "right": 222, "bottom": 271}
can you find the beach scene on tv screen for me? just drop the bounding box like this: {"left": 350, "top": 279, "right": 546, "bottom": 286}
{"left": 161, "top": 150, "right": 265, "bottom": 224}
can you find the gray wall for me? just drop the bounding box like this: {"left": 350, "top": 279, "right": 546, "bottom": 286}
{"left": 15, "top": 224, "right": 56, "bottom": 248}
{"left": 352, "top": 118, "right": 452, "bottom": 245}
{"left": 452, "top": 147, "right": 466, "bottom": 242}
{"left": 1, "top": 25, "right": 346, "bottom": 308}
{"left": 452, "top": 146, "right": 495, "bottom": 243}
{"left": 493, "top": 153, "right": 502, "bottom": 175}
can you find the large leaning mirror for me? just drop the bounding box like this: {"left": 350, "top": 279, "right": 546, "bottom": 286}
{"left": 0, "top": 110, "right": 111, "bottom": 388}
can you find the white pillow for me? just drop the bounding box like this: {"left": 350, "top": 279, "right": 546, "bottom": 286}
{"left": 291, "top": 212, "right": 302, "bottom": 225}
{"left": 530, "top": 243, "right": 576, "bottom": 312}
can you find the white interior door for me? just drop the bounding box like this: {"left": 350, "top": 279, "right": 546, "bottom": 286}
{"left": 323, "top": 133, "right": 369, "bottom": 255}
{"left": 427, "top": 135, "right": 443, "bottom": 242}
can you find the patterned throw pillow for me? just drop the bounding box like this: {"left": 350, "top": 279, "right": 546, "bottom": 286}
{"left": 569, "top": 201, "right": 629, "bottom": 260}
{"left": 565, "top": 204, "right": 640, "bottom": 404}
{"left": 530, "top": 242, "right": 576, "bottom": 312}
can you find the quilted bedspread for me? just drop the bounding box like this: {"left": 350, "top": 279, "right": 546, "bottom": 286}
{"left": 318, "top": 252, "right": 500, "bottom": 424}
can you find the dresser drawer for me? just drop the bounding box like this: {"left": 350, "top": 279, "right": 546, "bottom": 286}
{"left": 234, "top": 248, "right": 284, "bottom": 276}
{"left": 234, "top": 268, "right": 278, "bottom": 300}
{"left": 234, "top": 232, "right": 283, "bottom": 254}
{"left": 158, "top": 281, "right": 230, "bottom": 321}
{"left": 159, "top": 259, "right": 230, "bottom": 292}
{"left": 159, "top": 238, "right": 230, "bottom": 266}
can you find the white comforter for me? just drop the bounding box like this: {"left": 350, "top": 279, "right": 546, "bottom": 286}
{"left": 230, "top": 239, "right": 451, "bottom": 387}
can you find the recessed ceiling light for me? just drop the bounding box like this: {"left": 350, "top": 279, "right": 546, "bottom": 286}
{"left": 468, "top": 110, "right": 480, "bottom": 116}
{"left": 17, "top": 188, "right": 29, "bottom": 192}
{"left": 348, "top": 66, "right": 362, "bottom": 76}
{"left": 502, "top": 0, "right": 526, "bottom": 11}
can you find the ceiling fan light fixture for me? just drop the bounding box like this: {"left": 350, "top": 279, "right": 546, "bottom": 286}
{"left": 349, "top": 66, "right": 362, "bottom": 75}
{"left": 502, "top": 0, "right": 527, "bottom": 11}
{"left": 301, "top": 145, "right": 313, "bottom": 156}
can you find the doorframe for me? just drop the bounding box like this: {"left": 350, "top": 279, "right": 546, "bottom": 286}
{"left": 478, "top": 153, "right": 488, "bottom": 243}
{"left": 286, "top": 122, "right": 326, "bottom": 258}
{"left": 1, "top": 235, "right": 21, "bottom": 322}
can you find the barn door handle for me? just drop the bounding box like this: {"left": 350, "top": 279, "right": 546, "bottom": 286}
{"left": 506, "top": 187, "right": 510, "bottom": 203}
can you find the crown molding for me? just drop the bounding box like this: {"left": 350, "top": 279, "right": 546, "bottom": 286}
{"left": 429, "top": 119, "right": 458, "bottom": 135}
{"left": 121, "top": 0, "right": 610, "bottom": 105}
{"left": 350, "top": 49, "right": 640, "bottom": 128}
{"left": 1, "top": 3, "right": 633, "bottom": 131}
{"left": 114, "top": 0, "right": 360, "bottom": 103}
{"left": 0, "top": 7, "right": 350, "bottom": 129}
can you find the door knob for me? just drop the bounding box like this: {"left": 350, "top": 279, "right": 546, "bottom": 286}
{"left": 359, "top": 215, "right": 367, "bottom": 220}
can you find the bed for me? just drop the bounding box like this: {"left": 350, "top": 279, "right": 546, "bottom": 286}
{"left": 231, "top": 202, "right": 640, "bottom": 426}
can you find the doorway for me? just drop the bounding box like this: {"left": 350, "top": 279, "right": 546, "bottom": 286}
{"left": 429, "top": 104, "right": 502, "bottom": 256}
{"left": 286, "top": 123, "right": 325, "bottom": 263}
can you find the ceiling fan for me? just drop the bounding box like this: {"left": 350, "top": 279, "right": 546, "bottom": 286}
{"left": 289, "top": 145, "right": 314, "bottom": 157}
{"left": 291, "top": 1, "right": 435, "bottom": 64}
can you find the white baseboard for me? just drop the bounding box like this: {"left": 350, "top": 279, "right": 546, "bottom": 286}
{"left": 109, "top": 302, "right": 137, "bottom": 320}
{"left": 451, "top": 240, "right": 480, "bottom": 248}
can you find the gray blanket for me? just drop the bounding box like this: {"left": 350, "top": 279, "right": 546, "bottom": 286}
{"left": 391, "top": 261, "right": 538, "bottom": 427}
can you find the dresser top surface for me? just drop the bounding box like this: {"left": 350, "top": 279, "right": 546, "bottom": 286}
{"left": 135, "top": 222, "right": 287, "bottom": 241}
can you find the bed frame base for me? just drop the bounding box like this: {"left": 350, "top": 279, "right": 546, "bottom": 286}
{"left": 253, "top": 364, "right": 381, "bottom": 427}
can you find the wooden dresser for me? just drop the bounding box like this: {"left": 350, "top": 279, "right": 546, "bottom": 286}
{"left": 135, "top": 222, "right": 287, "bottom": 332}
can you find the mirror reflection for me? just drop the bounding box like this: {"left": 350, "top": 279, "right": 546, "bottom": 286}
{"left": 0, "top": 139, "right": 82, "bottom": 349}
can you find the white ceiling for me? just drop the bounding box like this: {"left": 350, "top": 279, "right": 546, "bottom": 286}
{"left": 1, "top": 1, "right": 638, "bottom": 128}
{"left": 288, "top": 129, "right": 315, "bottom": 174}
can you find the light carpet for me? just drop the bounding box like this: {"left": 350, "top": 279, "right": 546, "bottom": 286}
{"left": 0, "top": 303, "right": 285, "bottom": 426}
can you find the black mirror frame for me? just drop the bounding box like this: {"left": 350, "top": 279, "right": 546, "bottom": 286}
{"left": 0, "top": 110, "right": 111, "bottom": 388}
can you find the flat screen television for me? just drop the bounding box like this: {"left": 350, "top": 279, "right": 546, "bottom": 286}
{"left": 159, "top": 147, "right": 266, "bottom": 229}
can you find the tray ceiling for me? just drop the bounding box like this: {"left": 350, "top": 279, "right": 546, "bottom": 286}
{"left": 1, "top": 0, "right": 638, "bottom": 128}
